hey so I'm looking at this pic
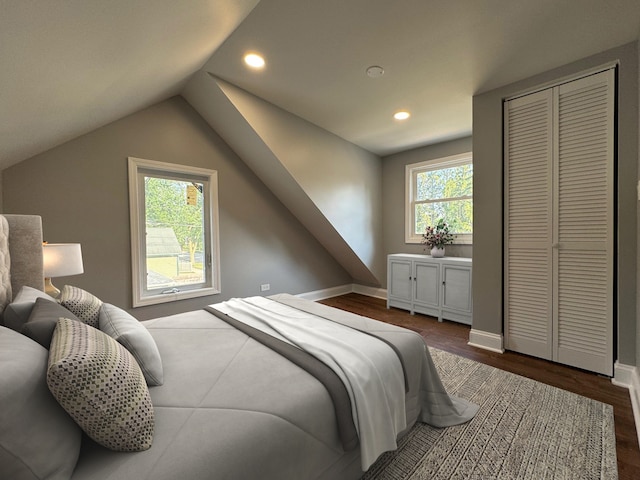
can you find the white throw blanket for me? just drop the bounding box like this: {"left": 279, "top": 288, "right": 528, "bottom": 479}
{"left": 211, "top": 297, "right": 407, "bottom": 471}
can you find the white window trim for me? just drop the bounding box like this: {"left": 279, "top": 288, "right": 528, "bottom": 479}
{"left": 128, "top": 157, "right": 221, "bottom": 307}
{"left": 405, "top": 152, "right": 473, "bottom": 245}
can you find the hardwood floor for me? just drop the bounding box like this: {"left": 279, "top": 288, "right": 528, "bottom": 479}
{"left": 319, "top": 293, "right": 640, "bottom": 480}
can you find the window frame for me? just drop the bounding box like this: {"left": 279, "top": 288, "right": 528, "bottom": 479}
{"left": 405, "top": 152, "right": 473, "bottom": 245}
{"left": 128, "top": 157, "right": 221, "bottom": 307}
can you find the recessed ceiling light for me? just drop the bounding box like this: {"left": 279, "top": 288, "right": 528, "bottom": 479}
{"left": 244, "top": 52, "right": 265, "bottom": 69}
{"left": 394, "top": 111, "right": 411, "bottom": 120}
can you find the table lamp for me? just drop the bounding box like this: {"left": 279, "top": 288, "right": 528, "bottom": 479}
{"left": 43, "top": 243, "right": 84, "bottom": 297}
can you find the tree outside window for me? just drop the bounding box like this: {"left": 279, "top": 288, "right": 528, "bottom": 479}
{"left": 406, "top": 153, "right": 473, "bottom": 244}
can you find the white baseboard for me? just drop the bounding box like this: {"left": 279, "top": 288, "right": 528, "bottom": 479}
{"left": 297, "top": 284, "right": 353, "bottom": 301}
{"left": 467, "top": 329, "right": 505, "bottom": 353}
{"left": 298, "top": 283, "right": 387, "bottom": 301}
{"left": 352, "top": 284, "right": 387, "bottom": 299}
{"left": 612, "top": 362, "right": 640, "bottom": 447}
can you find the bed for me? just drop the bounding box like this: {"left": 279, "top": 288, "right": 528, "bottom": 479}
{"left": 0, "top": 214, "right": 477, "bottom": 480}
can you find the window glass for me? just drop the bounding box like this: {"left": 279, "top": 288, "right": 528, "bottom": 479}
{"left": 144, "top": 176, "right": 206, "bottom": 290}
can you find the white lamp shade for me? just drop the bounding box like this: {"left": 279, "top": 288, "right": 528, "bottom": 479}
{"left": 43, "top": 243, "right": 84, "bottom": 278}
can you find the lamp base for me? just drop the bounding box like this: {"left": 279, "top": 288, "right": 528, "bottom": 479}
{"left": 44, "top": 278, "right": 60, "bottom": 298}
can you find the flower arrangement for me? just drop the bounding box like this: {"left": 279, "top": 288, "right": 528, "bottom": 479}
{"left": 421, "top": 219, "right": 455, "bottom": 249}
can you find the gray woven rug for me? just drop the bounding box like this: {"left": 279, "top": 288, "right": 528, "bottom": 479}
{"left": 364, "top": 348, "right": 617, "bottom": 480}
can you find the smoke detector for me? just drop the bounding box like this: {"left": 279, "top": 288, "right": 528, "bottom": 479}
{"left": 366, "top": 66, "right": 384, "bottom": 78}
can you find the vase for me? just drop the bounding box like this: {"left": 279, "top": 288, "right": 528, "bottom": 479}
{"left": 430, "top": 247, "right": 445, "bottom": 258}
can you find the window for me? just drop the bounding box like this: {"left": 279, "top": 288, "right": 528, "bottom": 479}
{"left": 405, "top": 152, "right": 473, "bottom": 244}
{"left": 128, "top": 157, "right": 220, "bottom": 307}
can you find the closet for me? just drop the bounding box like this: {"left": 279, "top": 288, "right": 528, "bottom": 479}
{"left": 504, "top": 68, "right": 614, "bottom": 376}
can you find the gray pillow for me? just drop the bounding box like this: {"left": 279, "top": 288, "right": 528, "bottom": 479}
{"left": 21, "top": 297, "right": 80, "bottom": 348}
{"left": 99, "top": 303, "right": 164, "bottom": 386}
{"left": 2, "top": 286, "right": 56, "bottom": 332}
{"left": 47, "top": 318, "right": 154, "bottom": 452}
{"left": 0, "top": 326, "right": 81, "bottom": 480}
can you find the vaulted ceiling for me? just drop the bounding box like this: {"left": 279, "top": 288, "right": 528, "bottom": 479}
{"left": 2, "top": 0, "right": 640, "bottom": 169}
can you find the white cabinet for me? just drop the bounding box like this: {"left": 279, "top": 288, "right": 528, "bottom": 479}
{"left": 387, "top": 254, "right": 472, "bottom": 325}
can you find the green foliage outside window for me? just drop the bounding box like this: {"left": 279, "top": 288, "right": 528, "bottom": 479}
{"left": 414, "top": 164, "right": 472, "bottom": 236}
{"left": 144, "top": 177, "right": 205, "bottom": 287}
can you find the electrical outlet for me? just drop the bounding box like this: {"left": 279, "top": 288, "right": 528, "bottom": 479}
{"left": 260, "top": 283, "right": 270, "bottom": 292}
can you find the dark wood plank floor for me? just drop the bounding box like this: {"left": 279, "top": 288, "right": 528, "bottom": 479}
{"left": 320, "top": 293, "right": 640, "bottom": 480}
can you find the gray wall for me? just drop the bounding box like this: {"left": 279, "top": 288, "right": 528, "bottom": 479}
{"left": 382, "top": 136, "right": 473, "bottom": 266}
{"left": 473, "top": 41, "right": 639, "bottom": 366}
{"left": 2, "top": 96, "right": 352, "bottom": 320}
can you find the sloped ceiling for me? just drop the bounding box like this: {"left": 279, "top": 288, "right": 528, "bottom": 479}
{"left": 0, "top": 0, "right": 259, "bottom": 169}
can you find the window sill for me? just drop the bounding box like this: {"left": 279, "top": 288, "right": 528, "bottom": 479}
{"left": 133, "top": 286, "right": 220, "bottom": 308}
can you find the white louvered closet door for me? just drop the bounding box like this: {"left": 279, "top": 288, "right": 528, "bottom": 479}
{"left": 504, "top": 69, "right": 614, "bottom": 376}
{"left": 553, "top": 70, "right": 614, "bottom": 376}
{"left": 504, "top": 89, "right": 554, "bottom": 360}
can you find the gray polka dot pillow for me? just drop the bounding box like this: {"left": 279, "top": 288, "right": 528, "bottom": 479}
{"left": 47, "top": 317, "right": 154, "bottom": 452}
{"left": 58, "top": 285, "right": 103, "bottom": 328}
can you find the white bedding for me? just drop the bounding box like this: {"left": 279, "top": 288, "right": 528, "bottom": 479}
{"left": 212, "top": 296, "right": 407, "bottom": 470}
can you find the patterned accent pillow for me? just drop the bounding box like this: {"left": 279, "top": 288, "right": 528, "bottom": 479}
{"left": 47, "top": 318, "right": 154, "bottom": 452}
{"left": 58, "top": 285, "right": 103, "bottom": 328}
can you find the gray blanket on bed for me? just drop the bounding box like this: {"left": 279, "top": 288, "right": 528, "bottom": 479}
{"left": 271, "top": 294, "right": 479, "bottom": 428}
{"left": 210, "top": 297, "right": 408, "bottom": 470}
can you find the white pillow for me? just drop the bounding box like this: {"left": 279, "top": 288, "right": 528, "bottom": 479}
{"left": 99, "top": 303, "right": 164, "bottom": 386}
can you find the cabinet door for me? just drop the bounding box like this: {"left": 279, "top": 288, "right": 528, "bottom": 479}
{"left": 441, "top": 265, "right": 471, "bottom": 313}
{"left": 388, "top": 259, "right": 412, "bottom": 302}
{"left": 414, "top": 261, "right": 439, "bottom": 307}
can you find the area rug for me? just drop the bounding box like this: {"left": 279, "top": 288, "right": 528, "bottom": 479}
{"left": 364, "top": 348, "right": 617, "bottom": 480}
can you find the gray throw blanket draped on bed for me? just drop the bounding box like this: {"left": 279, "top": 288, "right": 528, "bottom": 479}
{"left": 211, "top": 297, "right": 407, "bottom": 470}
{"left": 210, "top": 296, "right": 477, "bottom": 471}
{"left": 269, "top": 294, "right": 478, "bottom": 428}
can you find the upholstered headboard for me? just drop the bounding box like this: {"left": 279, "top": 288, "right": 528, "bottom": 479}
{"left": 0, "top": 215, "right": 44, "bottom": 313}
